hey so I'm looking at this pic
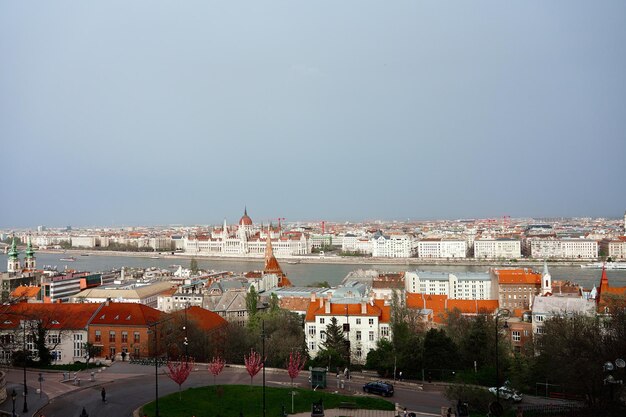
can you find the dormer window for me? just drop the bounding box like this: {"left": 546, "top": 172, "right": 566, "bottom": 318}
{"left": 51, "top": 320, "right": 60, "bottom": 325}
{"left": 114, "top": 315, "right": 119, "bottom": 320}
{"left": 126, "top": 315, "right": 132, "bottom": 320}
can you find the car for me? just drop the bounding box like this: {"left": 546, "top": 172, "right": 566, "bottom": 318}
{"left": 363, "top": 381, "right": 394, "bottom": 397}
{"left": 488, "top": 386, "right": 523, "bottom": 402}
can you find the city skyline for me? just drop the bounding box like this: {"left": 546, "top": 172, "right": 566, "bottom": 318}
{"left": 2, "top": 1, "right": 625, "bottom": 228}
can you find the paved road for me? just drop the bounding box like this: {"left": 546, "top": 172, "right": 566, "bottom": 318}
{"left": 1, "top": 363, "right": 448, "bottom": 417}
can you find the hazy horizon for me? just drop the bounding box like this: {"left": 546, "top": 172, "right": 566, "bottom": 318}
{"left": 2, "top": 1, "right": 625, "bottom": 228}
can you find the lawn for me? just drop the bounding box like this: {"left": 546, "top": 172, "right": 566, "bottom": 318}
{"left": 141, "top": 385, "right": 395, "bottom": 417}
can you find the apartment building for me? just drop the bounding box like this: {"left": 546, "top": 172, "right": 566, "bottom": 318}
{"left": 404, "top": 271, "right": 498, "bottom": 300}
{"left": 417, "top": 239, "right": 467, "bottom": 259}
{"left": 529, "top": 238, "right": 598, "bottom": 259}
{"left": 371, "top": 234, "right": 413, "bottom": 258}
{"left": 492, "top": 268, "right": 541, "bottom": 310}
{"left": 304, "top": 294, "right": 391, "bottom": 365}
{"left": 474, "top": 238, "right": 522, "bottom": 259}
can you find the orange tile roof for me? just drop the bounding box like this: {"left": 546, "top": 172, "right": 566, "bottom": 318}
{"left": 0, "top": 303, "right": 102, "bottom": 330}
{"left": 171, "top": 306, "right": 227, "bottom": 331}
{"left": 305, "top": 299, "right": 391, "bottom": 323}
{"left": 406, "top": 292, "right": 499, "bottom": 322}
{"left": 90, "top": 302, "right": 166, "bottom": 326}
{"left": 494, "top": 269, "right": 541, "bottom": 285}
{"left": 11, "top": 286, "right": 41, "bottom": 299}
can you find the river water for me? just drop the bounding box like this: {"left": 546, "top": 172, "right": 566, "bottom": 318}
{"left": 3, "top": 252, "right": 626, "bottom": 290}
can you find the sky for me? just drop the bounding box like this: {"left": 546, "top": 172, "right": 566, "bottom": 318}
{"left": 1, "top": 1, "right": 625, "bottom": 228}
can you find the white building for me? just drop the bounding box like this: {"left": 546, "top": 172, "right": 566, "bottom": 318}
{"left": 341, "top": 234, "right": 373, "bottom": 254}
{"left": 602, "top": 238, "right": 626, "bottom": 260}
{"left": 371, "top": 234, "right": 413, "bottom": 258}
{"left": 474, "top": 238, "right": 522, "bottom": 259}
{"left": 71, "top": 236, "right": 98, "bottom": 248}
{"left": 417, "top": 239, "right": 467, "bottom": 259}
{"left": 529, "top": 238, "right": 598, "bottom": 259}
{"left": 405, "top": 270, "right": 498, "bottom": 300}
{"left": 531, "top": 296, "right": 596, "bottom": 336}
{"left": 184, "top": 209, "right": 310, "bottom": 257}
{"left": 304, "top": 294, "right": 391, "bottom": 365}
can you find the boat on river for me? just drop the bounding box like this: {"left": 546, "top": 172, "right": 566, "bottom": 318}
{"left": 581, "top": 262, "right": 626, "bottom": 270}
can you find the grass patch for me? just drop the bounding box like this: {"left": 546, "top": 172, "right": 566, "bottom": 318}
{"left": 141, "top": 385, "right": 395, "bottom": 417}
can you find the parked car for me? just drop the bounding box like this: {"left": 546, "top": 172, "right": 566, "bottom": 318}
{"left": 488, "top": 386, "right": 523, "bottom": 402}
{"left": 363, "top": 381, "right": 394, "bottom": 397}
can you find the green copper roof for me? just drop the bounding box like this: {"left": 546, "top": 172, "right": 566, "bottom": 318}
{"left": 8, "top": 237, "right": 19, "bottom": 258}
{"left": 25, "top": 236, "right": 35, "bottom": 258}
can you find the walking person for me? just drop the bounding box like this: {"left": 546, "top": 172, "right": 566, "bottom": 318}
{"left": 101, "top": 387, "right": 106, "bottom": 403}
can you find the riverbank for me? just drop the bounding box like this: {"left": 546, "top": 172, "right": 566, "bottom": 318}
{"left": 36, "top": 248, "right": 593, "bottom": 267}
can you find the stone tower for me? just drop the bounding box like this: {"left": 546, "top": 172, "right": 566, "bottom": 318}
{"left": 541, "top": 260, "right": 552, "bottom": 295}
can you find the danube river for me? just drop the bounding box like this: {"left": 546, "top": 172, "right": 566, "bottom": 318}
{"left": 3, "top": 252, "right": 626, "bottom": 289}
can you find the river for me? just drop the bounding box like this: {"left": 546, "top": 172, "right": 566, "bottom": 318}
{"left": 3, "top": 252, "right": 626, "bottom": 289}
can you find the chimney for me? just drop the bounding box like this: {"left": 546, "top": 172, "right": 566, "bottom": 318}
{"left": 311, "top": 292, "right": 316, "bottom": 302}
{"left": 324, "top": 297, "right": 331, "bottom": 314}
{"left": 361, "top": 300, "right": 367, "bottom": 314}
{"left": 319, "top": 296, "right": 324, "bottom": 308}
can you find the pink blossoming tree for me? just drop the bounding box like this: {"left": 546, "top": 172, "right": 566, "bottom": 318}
{"left": 166, "top": 358, "right": 194, "bottom": 400}
{"left": 208, "top": 355, "right": 226, "bottom": 385}
{"left": 244, "top": 348, "right": 264, "bottom": 385}
{"left": 286, "top": 350, "right": 307, "bottom": 387}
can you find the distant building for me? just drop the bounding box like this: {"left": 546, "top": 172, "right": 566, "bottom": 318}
{"left": 404, "top": 271, "right": 498, "bottom": 300}
{"left": 492, "top": 268, "right": 541, "bottom": 310}
{"left": 531, "top": 296, "right": 596, "bottom": 336}
{"left": 371, "top": 234, "right": 413, "bottom": 258}
{"left": 474, "top": 238, "right": 522, "bottom": 260}
{"left": 529, "top": 238, "right": 598, "bottom": 259}
{"left": 417, "top": 239, "right": 467, "bottom": 259}
{"left": 601, "top": 237, "right": 626, "bottom": 260}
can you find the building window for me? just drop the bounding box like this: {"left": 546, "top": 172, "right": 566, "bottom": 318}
{"left": 355, "top": 318, "right": 361, "bottom": 325}
{"left": 368, "top": 318, "right": 374, "bottom": 325}
{"left": 536, "top": 315, "right": 544, "bottom": 322}
{"left": 356, "top": 331, "right": 361, "bottom": 341}
{"left": 95, "top": 331, "right": 101, "bottom": 343}
{"left": 536, "top": 327, "right": 544, "bottom": 334}
{"left": 381, "top": 326, "right": 389, "bottom": 337}
{"left": 109, "top": 331, "right": 116, "bottom": 343}
{"left": 319, "top": 317, "right": 325, "bottom": 324}
{"left": 134, "top": 332, "right": 140, "bottom": 343}
{"left": 320, "top": 331, "right": 326, "bottom": 341}
{"left": 369, "top": 331, "right": 374, "bottom": 341}
{"left": 309, "top": 341, "right": 316, "bottom": 351}
{"left": 356, "top": 347, "right": 362, "bottom": 358}
{"left": 308, "top": 326, "right": 316, "bottom": 336}
{"left": 121, "top": 332, "right": 128, "bottom": 343}
{"left": 134, "top": 347, "right": 140, "bottom": 357}
{"left": 512, "top": 331, "right": 521, "bottom": 342}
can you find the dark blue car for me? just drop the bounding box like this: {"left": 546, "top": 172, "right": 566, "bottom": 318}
{"left": 363, "top": 381, "right": 394, "bottom": 397}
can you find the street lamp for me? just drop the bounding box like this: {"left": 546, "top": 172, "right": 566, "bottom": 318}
{"left": 183, "top": 301, "right": 189, "bottom": 359}
{"left": 11, "top": 389, "right": 16, "bottom": 417}
{"left": 38, "top": 372, "right": 44, "bottom": 398}
{"left": 262, "top": 319, "right": 266, "bottom": 417}
{"left": 148, "top": 316, "right": 173, "bottom": 417}
{"left": 494, "top": 309, "right": 510, "bottom": 410}
{"left": 22, "top": 319, "right": 28, "bottom": 413}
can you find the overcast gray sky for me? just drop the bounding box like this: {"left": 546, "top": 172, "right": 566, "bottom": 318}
{"left": 1, "top": 1, "right": 625, "bottom": 228}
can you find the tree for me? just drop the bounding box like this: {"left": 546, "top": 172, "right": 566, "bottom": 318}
{"left": 84, "top": 342, "right": 102, "bottom": 363}
{"left": 190, "top": 258, "right": 199, "bottom": 275}
{"left": 269, "top": 293, "right": 279, "bottom": 313}
{"left": 208, "top": 355, "right": 226, "bottom": 385}
{"left": 246, "top": 285, "right": 258, "bottom": 321}
{"left": 166, "top": 359, "right": 194, "bottom": 400}
{"left": 313, "top": 317, "right": 348, "bottom": 370}
{"left": 286, "top": 350, "right": 306, "bottom": 386}
{"left": 365, "top": 339, "right": 396, "bottom": 377}
{"left": 423, "top": 329, "right": 460, "bottom": 378}
{"left": 244, "top": 348, "right": 264, "bottom": 385}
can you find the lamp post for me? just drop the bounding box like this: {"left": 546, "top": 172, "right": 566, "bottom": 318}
{"left": 148, "top": 316, "right": 173, "bottom": 417}
{"left": 11, "top": 389, "right": 16, "bottom": 417}
{"left": 183, "top": 301, "right": 189, "bottom": 359}
{"left": 38, "top": 372, "right": 44, "bottom": 398}
{"left": 494, "top": 309, "right": 510, "bottom": 408}
{"left": 262, "top": 319, "right": 266, "bottom": 417}
{"left": 22, "top": 320, "right": 28, "bottom": 413}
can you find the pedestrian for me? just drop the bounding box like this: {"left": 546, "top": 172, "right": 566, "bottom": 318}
{"left": 403, "top": 407, "right": 408, "bottom": 417}
{"left": 446, "top": 407, "right": 452, "bottom": 417}
{"left": 399, "top": 371, "right": 403, "bottom": 381}
{"left": 101, "top": 387, "right": 106, "bottom": 403}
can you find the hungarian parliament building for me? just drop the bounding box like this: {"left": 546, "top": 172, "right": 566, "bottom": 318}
{"left": 182, "top": 209, "right": 310, "bottom": 257}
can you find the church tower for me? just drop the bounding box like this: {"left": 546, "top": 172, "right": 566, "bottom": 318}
{"left": 541, "top": 260, "right": 552, "bottom": 295}
{"left": 7, "top": 237, "right": 21, "bottom": 273}
{"left": 24, "top": 235, "right": 36, "bottom": 270}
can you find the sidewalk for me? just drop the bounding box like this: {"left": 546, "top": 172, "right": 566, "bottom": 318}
{"left": 0, "top": 362, "right": 147, "bottom": 417}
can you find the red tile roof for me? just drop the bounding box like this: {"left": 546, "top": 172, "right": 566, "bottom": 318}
{"left": 493, "top": 269, "right": 541, "bottom": 285}
{"left": 90, "top": 303, "right": 166, "bottom": 326}
{"left": 406, "top": 292, "right": 499, "bottom": 323}
{"left": 11, "top": 286, "right": 41, "bottom": 299}
{"left": 0, "top": 303, "right": 102, "bottom": 330}
{"left": 171, "top": 306, "right": 227, "bottom": 331}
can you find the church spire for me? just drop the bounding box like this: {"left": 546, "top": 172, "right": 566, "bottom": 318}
{"left": 542, "top": 260, "right": 552, "bottom": 295}
{"left": 25, "top": 235, "right": 35, "bottom": 258}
